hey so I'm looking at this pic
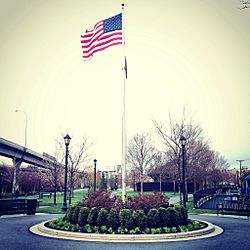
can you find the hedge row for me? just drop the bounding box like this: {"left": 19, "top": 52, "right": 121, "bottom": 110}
{"left": 79, "top": 192, "right": 169, "bottom": 213}
{"left": 64, "top": 204, "right": 188, "bottom": 231}
{"left": 47, "top": 217, "right": 204, "bottom": 234}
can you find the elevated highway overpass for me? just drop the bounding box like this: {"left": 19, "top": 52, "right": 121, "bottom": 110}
{"left": 0, "top": 137, "right": 62, "bottom": 194}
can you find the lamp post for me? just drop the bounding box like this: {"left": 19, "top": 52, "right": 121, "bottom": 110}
{"left": 15, "top": 110, "right": 28, "bottom": 148}
{"left": 93, "top": 159, "right": 97, "bottom": 192}
{"left": 180, "top": 135, "right": 187, "bottom": 208}
{"left": 204, "top": 168, "right": 208, "bottom": 189}
{"left": 236, "top": 160, "right": 244, "bottom": 188}
{"left": 62, "top": 134, "right": 71, "bottom": 211}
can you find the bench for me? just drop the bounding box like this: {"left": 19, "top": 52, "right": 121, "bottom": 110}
{"left": 0, "top": 199, "right": 26, "bottom": 215}
{"left": 217, "top": 200, "right": 250, "bottom": 218}
{"left": 39, "top": 192, "right": 52, "bottom": 199}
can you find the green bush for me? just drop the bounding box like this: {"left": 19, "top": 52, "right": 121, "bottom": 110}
{"left": 93, "top": 225, "right": 99, "bottom": 233}
{"left": 87, "top": 207, "right": 99, "bottom": 226}
{"left": 72, "top": 206, "right": 81, "bottom": 224}
{"left": 107, "top": 208, "right": 120, "bottom": 231}
{"left": 163, "top": 227, "right": 171, "bottom": 233}
{"left": 166, "top": 207, "right": 178, "bottom": 227}
{"left": 97, "top": 208, "right": 108, "bottom": 226}
{"left": 100, "top": 225, "right": 108, "bottom": 233}
{"left": 157, "top": 207, "right": 169, "bottom": 227}
{"left": 107, "top": 227, "right": 113, "bottom": 234}
{"left": 119, "top": 209, "right": 133, "bottom": 230}
{"left": 147, "top": 208, "right": 159, "bottom": 228}
{"left": 171, "top": 226, "right": 177, "bottom": 233}
{"left": 179, "top": 225, "right": 188, "bottom": 233}
{"left": 151, "top": 228, "right": 162, "bottom": 234}
{"left": 174, "top": 205, "right": 188, "bottom": 225}
{"left": 64, "top": 205, "right": 76, "bottom": 223}
{"left": 132, "top": 210, "right": 147, "bottom": 229}
{"left": 78, "top": 207, "right": 90, "bottom": 226}
{"left": 85, "top": 224, "right": 92, "bottom": 233}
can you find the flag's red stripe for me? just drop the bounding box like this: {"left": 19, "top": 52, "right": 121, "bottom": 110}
{"left": 83, "top": 36, "right": 122, "bottom": 55}
{"left": 81, "top": 31, "right": 122, "bottom": 48}
{"left": 83, "top": 41, "right": 122, "bottom": 59}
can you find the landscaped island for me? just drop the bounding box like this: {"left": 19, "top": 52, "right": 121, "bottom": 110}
{"left": 46, "top": 192, "right": 206, "bottom": 234}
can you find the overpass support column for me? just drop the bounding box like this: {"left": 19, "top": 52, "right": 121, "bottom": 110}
{"left": 12, "top": 158, "right": 22, "bottom": 195}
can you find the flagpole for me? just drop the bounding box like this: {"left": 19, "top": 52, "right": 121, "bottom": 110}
{"left": 121, "top": 3, "right": 127, "bottom": 203}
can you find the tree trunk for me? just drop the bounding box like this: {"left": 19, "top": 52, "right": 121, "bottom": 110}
{"left": 140, "top": 174, "right": 144, "bottom": 195}
{"left": 160, "top": 174, "right": 162, "bottom": 193}
{"left": 53, "top": 187, "right": 57, "bottom": 205}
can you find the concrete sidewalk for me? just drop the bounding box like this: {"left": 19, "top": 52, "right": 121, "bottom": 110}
{"left": 169, "top": 194, "right": 193, "bottom": 204}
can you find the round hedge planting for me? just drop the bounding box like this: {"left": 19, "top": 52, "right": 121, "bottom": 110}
{"left": 46, "top": 192, "right": 194, "bottom": 234}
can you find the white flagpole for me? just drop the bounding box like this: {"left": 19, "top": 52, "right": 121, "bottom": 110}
{"left": 121, "top": 3, "right": 127, "bottom": 203}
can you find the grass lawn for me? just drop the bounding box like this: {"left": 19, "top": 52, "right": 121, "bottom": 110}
{"left": 37, "top": 189, "right": 89, "bottom": 214}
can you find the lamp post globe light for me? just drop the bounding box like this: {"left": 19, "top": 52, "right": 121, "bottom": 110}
{"left": 93, "top": 159, "right": 97, "bottom": 192}
{"left": 180, "top": 135, "right": 187, "bottom": 208}
{"left": 62, "top": 134, "right": 71, "bottom": 212}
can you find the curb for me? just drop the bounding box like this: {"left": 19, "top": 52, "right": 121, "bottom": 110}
{"left": 30, "top": 219, "right": 223, "bottom": 242}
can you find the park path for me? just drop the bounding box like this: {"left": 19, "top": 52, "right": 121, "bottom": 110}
{"left": 169, "top": 194, "right": 193, "bottom": 204}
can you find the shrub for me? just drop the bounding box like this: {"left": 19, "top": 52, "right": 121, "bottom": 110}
{"left": 72, "top": 206, "right": 81, "bottom": 224}
{"left": 82, "top": 191, "right": 123, "bottom": 210}
{"left": 157, "top": 207, "right": 169, "bottom": 227}
{"left": 179, "top": 225, "right": 188, "bottom": 233}
{"left": 85, "top": 224, "right": 92, "bottom": 233}
{"left": 64, "top": 205, "right": 76, "bottom": 223}
{"left": 87, "top": 207, "right": 99, "bottom": 226}
{"left": 107, "top": 227, "right": 113, "bottom": 234}
{"left": 119, "top": 209, "right": 133, "bottom": 230}
{"left": 100, "top": 225, "right": 108, "bottom": 233}
{"left": 78, "top": 207, "right": 90, "bottom": 226}
{"left": 166, "top": 207, "right": 178, "bottom": 227}
{"left": 163, "top": 227, "right": 171, "bottom": 233}
{"left": 171, "top": 226, "right": 177, "bottom": 233}
{"left": 132, "top": 210, "right": 147, "bottom": 229}
{"left": 107, "top": 208, "right": 120, "bottom": 231}
{"left": 151, "top": 228, "right": 162, "bottom": 234}
{"left": 174, "top": 205, "right": 188, "bottom": 225}
{"left": 187, "top": 223, "right": 193, "bottom": 231}
{"left": 147, "top": 208, "right": 159, "bottom": 228}
{"left": 125, "top": 194, "right": 169, "bottom": 213}
{"left": 97, "top": 208, "right": 108, "bottom": 226}
{"left": 93, "top": 225, "right": 99, "bottom": 233}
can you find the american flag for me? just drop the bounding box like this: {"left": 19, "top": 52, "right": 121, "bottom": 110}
{"left": 81, "top": 13, "right": 122, "bottom": 60}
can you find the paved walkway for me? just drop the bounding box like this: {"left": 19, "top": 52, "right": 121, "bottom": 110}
{"left": 1, "top": 213, "right": 249, "bottom": 250}
{"left": 169, "top": 194, "right": 193, "bottom": 204}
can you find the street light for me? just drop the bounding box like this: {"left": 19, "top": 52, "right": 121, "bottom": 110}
{"left": 204, "top": 168, "right": 208, "bottom": 189}
{"left": 180, "top": 135, "right": 187, "bottom": 208}
{"left": 15, "top": 110, "right": 28, "bottom": 148}
{"left": 93, "top": 159, "right": 97, "bottom": 192}
{"left": 62, "top": 134, "right": 71, "bottom": 211}
{"left": 236, "top": 160, "right": 244, "bottom": 188}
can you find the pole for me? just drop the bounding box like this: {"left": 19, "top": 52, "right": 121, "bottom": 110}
{"left": 236, "top": 160, "right": 244, "bottom": 188}
{"left": 121, "top": 3, "right": 127, "bottom": 203}
{"left": 182, "top": 145, "right": 186, "bottom": 208}
{"left": 94, "top": 159, "right": 97, "bottom": 192}
{"left": 62, "top": 144, "right": 69, "bottom": 211}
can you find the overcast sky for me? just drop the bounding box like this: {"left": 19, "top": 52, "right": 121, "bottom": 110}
{"left": 0, "top": 0, "right": 249, "bottom": 170}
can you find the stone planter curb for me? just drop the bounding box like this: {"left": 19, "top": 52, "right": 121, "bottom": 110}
{"left": 30, "top": 219, "right": 223, "bottom": 242}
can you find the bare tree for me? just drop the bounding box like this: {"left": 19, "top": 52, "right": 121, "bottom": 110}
{"left": 127, "top": 132, "right": 156, "bottom": 195}
{"left": 239, "top": 1, "right": 250, "bottom": 9}
{"left": 153, "top": 109, "right": 209, "bottom": 201}
{"left": 68, "top": 137, "right": 92, "bottom": 204}
{"left": 43, "top": 141, "right": 65, "bottom": 205}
